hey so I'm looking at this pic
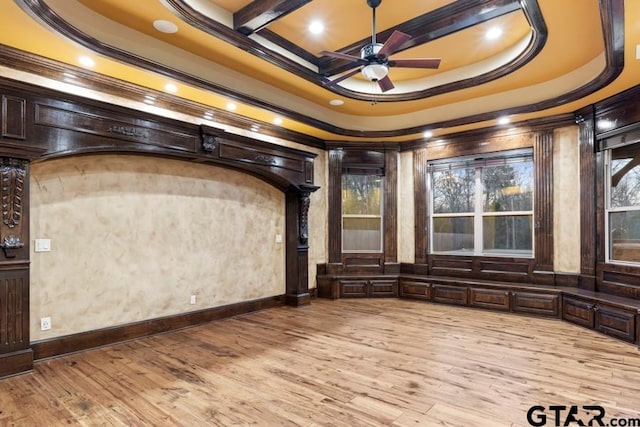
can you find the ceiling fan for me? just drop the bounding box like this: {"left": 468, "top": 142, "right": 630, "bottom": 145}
{"left": 320, "top": 0, "right": 441, "bottom": 93}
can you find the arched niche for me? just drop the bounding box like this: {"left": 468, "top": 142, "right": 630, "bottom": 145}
{"left": 0, "top": 78, "right": 319, "bottom": 378}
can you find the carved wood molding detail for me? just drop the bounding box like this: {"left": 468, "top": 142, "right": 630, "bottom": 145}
{"left": 0, "top": 158, "right": 27, "bottom": 256}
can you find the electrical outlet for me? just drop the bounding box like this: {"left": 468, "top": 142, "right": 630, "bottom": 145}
{"left": 190, "top": 294, "right": 196, "bottom": 305}
{"left": 40, "top": 316, "right": 51, "bottom": 331}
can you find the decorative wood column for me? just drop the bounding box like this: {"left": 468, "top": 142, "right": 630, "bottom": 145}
{"left": 327, "top": 149, "right": 343, "bottom": 265}
{"left": 0, "top": 157, "right": 32, "bottom": 378}
{"left": 577, "top": 112, "right": 597, "bottom": 290}
{"left": 383, "top": 149, "right": 399, "bottom": 272}
{"left": 413, "top": 148, "right": 429, "bottom": 267}
{"left": 285, "top": 184, "right": 319, "bottom": 306}
{"left": 533, "top": 130, "right": 554, "bottom": 284}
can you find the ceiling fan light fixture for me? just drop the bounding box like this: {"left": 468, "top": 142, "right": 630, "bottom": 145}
{"left": 361, "top": 63, "right": 389, "bottom": 81}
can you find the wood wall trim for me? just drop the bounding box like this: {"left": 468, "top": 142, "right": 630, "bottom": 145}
{"left": 413, "top": 148, "right": 429, "bottom": 265}
{"left": 534, "top": 130, "right": 554, "bottom": 274}
{"left": 384, "top": 150, "right": 398, "bottom": 265}
{"left": 578, "top": 114, "right": 597, "bottom": 289}
{"left": 31, "top": 295, "right": 285, "bottom": 361}
{"left": 0, "top": 79, "right": 318, "bottom": 192}
{"left": 12, "top": 0, "right": 624, "bottom": 138}
{"left": 327, "top": 150, "right": 343, "bottom": 263}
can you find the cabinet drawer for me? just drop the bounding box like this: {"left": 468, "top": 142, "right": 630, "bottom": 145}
{"left": 432, "top": 284, "right": 468, "bottom": 305}
{"left": 513, "top": 292, "right": 559, "bottom": 317}
{"left": 469, "top": 288, "right": 510, "bottom": 311}
{"left": 370, "top": 280, "right": 397, "bottom": 297}
{"left": 595, "top": 306, "right": 636, "bottom": 343}
{"left": 562, "top": 297, "right": 595, "bottom": 328}
{"left": 400, "top": 281, "right": 431, "bottom": 301}
{"left": 339, "top": 280, "right": 368, "bottom": 298}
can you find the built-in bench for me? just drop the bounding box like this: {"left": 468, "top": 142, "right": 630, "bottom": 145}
{"left": 317, "top": 274, "right": 640, "bottom": 346}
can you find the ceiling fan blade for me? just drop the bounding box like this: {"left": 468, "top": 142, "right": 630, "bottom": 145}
{"left": 388, "top": 58, "right": 441, "bottom": 69}
{"left": 320, "top": 50, "right": 365, "bottom": 63}
{"left": 377, "top": 75, "right": 394, "bottom": 92}
{"left": 326, "top": 68, "right": 362, "bottom": 86}
{"left": 377, "top": 30, "right": 412, "bottom": 57}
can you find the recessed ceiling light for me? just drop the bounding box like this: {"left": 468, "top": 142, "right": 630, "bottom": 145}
{"left": 164, "top": 83, "right": 178, "bottom": 93}
{"left": 497, "top": 116, "right": 510, "bottom": 125}
{"left": 78, "top": 55, "right": 95, "bottom": 68}
{"left": 423, "top": 130, "right": 433, "bottom": 139}
{"left": 485, "top": 27, "right": 503, "bottom": 40}
{"left": 203, "top": 112, "right": 213, "bottom": 119}
{"left": 226, "top": 102, "right": 237, "bottom": 111}
{"left": 62, "top": 72, "right": 76, "bottom": 79}
{"left": 153, "top": 20, "right": 178, "bottom": 34}
{"left": 597, "top": 119, "right": 615, "bottom": 130}
{"left": 251, "top": 125, "right": 260, "bottom": 132}
{"left": 329, "top": 99, "right": 344, "bottom": 106}
{"left": 144, "top": 98, "right": 155, "bottom": 105}
{"left": 273, "top": 117, "right": 283, "bottom": 125}
{"left": 308, "top": 20, "right": 324, "bottom": 35}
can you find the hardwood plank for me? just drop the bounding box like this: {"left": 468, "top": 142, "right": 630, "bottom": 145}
{"left": 1, "top": 299, "right": 639, "bottom": 425}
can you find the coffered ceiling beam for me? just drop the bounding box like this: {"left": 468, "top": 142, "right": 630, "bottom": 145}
{"left": 319, "top": 0, "right": 521, "bottom": 77}
{"left": 234, "top": 0, "right": 313, "bottom": 35}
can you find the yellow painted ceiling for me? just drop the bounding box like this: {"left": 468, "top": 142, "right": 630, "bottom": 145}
{"left": 1, "top": 0, "right": 639, "bottom": 142}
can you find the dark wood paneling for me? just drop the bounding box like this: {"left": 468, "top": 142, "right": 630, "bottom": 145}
{"left": 469, "top": 288, "right": 510, "bottom": 311}
{"left": 339, "top": 280, "right": 368, "bottom": 298}
{"left": 399, "top": 280, "right": 431, "bottom": 300}
{"left": 512, "top": 292, "right": 559, "bottom": 317}
{"left": 428, "top": 255, "right": 535, "bottom": 282}
{"left": 413, "top": 148, "right": 429, "bottom": 264}
{"left": 0, "top": 268, "right": 30, "bottom": 354}
{"left": 32, "top": 295, "right": 285, "bottom": 361}
{"left": 1, "top": 95, "right": 26, "bottom": 140}
{"left": 328, "top": 150, "right": 342, "bottom": 263}
{"left": 479, "top": 260, "right": 529, "bottom": 274}
{"left": 594, "top": 305, "right": 636, "bottom": 343}
{"left": 343, "top": 254, "right": 383, "bottom": 269}
{"left": 233, "top": 0, "right": 312, "bottom": 35}
{"left": 534, "top": 130, "right": 554, "bottom": 272}
{"left": 384, "top": 150, "right": 398, "bottom": 264}
{"left": 578, "top": 116, "right": 596, "bottom": 287}
{"left": 370, "top": 280, "right": 398, "bottom": 298}
{"left": 430, "top": 256, "right": 473, "bottom": 273}
{"left": 432, "top": 284, "right": 468, "bottom": 305}
{"left": 562, "top": 297, "right": 594, "bottom": 328}
{"left": 34, "top": 102, "right": 197, "bottom": 153}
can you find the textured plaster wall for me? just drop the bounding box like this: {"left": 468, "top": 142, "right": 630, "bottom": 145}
{"left": 29, "top": 155, "right": 287, "bottom": 340}
{"left": 553, "top": 126, "right": 581, "bottom": 273}
{"left": 398, "top": 151, "right": 415, "bottom": 263}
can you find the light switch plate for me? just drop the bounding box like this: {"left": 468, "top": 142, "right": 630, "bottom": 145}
{"left": 275, "top": 234, "right": 283, "bottom": 243}
{"left": 34, "top": 238, "right": 51, "bottom": 252}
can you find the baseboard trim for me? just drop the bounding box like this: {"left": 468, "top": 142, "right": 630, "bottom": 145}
{"left": 0, "top": 349, "right": 33, "bottom": 378}
{"left": 32, "top": 295, "right": 285, "bottom": 361}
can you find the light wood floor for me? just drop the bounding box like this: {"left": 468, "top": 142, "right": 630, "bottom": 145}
{"left": 1, "top": 299, "right": 639, "bottom": 426}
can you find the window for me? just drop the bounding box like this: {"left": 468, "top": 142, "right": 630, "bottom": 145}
{"left": 342, "top": 174, "right": 383, "bottom": 252}
{"left": 606, "top": 142, "right": 640, "bottom": 264}
{"left": 429, "top": 150, "right": 534, "bottom": 257}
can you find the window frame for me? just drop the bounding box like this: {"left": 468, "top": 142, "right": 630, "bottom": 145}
{"left": 341, "top": 173, "right": 385, "bottom": 254}
{"left": 428, "top": 149, "right": 535, "bottom": 258}
{"left": 604, "top": 143, "right": 640, "bottom": 266}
